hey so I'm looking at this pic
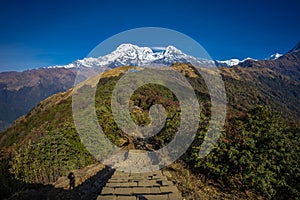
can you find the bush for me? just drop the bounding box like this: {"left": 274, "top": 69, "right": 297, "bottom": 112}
{"left": 188, "top": 106, "right": 300, "bottom": 198}
{"left": 10, "top": 123, "right": 94, "bottom": 184}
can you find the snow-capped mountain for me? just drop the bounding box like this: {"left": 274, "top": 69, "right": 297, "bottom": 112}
{"left": 96, "top": 44, "right": 200, "bottom": 68}
{"left": 215, "top": 59, "right": 240, "bottom": 67}
{"left": 266, "top": 53, "right": 282, "bottom": 60}
{"left": 215, "top": 57, "right": 256, "bottom": 67}
{"left": 215, "top": 53, "right": 283, "bottom": 67}
{"left": 49, "top": 43, "right": 285, "bottom": 69}
{"left": 48, "top": 57, "right": 105, "bottom": 69}
{"left": 49, "top": 44, "right": 204, "bottom": 70}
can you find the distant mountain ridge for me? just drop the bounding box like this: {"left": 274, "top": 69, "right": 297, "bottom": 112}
{"left": 267, "top": 53, "right": 282, "bottom": 60}
{"left": 238, "top": 42, "right": 300, "bottom": 81}
{"left": 48, "top": 44, "right": 210, "bottom": 69}
{"left": 0, "top": 42, "right": 299, "bottom": 132}
{"left": 0, "top": 68, "right": 77, "bottom": 131}
{"left": 48, "top": 43, "right": 285, "bottom": 69}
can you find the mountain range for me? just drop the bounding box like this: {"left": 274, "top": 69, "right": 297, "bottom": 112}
{"left": 48, "top": 43, "right": 282, "bottom": 69}
{"left": 0, "top": 41, "right": 300, "bottom": 199}
{"left": 48, "top": 44, "right": 209, "bottom": 69}
{"left": 0, "top": 68, "right": 77, "bottom": 131}
{"left": 0, "top": 42, "right": 299, "bottom": 132}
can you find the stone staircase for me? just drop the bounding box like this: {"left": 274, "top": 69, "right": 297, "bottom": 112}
{"left": 98, "top": 150, "right": 182, "bottom": 200}
{"left": 103, "top": 150, "right": 160, "bottom": 173}
{"left": 97, "top": 170, "right": 182, "bottom": 200}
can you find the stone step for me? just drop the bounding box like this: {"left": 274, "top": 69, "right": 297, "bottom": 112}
{"left": 97, "top": 193, "right": 181, "bottom": 200}
{"left": 101, "top": 186, "right": 180, "bottom": 195}
{"left": 97, "top": 169, "right": 182, "bottom": 200}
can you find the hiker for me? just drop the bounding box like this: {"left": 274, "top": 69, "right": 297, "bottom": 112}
{"left": 124, "top": 150, "right": 129, "bottom": 161}
{"left": 68, "top": 172, "right": 75, "bottom": 190}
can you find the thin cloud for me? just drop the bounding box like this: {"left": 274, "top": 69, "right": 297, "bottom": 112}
{"left": 151, "top": 47, "right": 166, "bottom": 51}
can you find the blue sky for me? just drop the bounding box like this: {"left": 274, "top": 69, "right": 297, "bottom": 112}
{"left": 0, "top": 0, "right": 299, "bottom": 71}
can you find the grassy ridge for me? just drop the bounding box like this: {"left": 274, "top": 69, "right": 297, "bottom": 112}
{"left": 0, "top": 64, "right": 299, "bottom": 199}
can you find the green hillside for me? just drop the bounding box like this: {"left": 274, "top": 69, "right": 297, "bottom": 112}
{"left": 0, "top": 64, "right": 299, "bottom": 199}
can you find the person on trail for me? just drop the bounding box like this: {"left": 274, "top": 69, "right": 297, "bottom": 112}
{"left": 124, "top": 151, "right": 129, "bottom": 161}
{"left": 68, "top": 172, "right": 75, "bottom": 190}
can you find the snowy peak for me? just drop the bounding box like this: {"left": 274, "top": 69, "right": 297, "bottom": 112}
{"left": 48, "top": 43, "right": 288, "bottom": 70}
{"left": 115, "top": 44, "right": 153, "bottom": 57}
{"left": 100, "top": 43, "right": 156, "bottom": 66}
{"left": 48, "top": 57, "right": 105, "bottom": 69}
{"left": 215, "top": 57, "right": 256, "bottom": 67}
{"left": 164, "top": 45, "right": 185, "bottom": 55}
{"left": 48, "top": 44, "right": 196, "bottom": 70}
{"left": 113, "top": 44, "right": 184, "bottom": 57}
{"left": 95, "top": 44, "right": 196, "bottom": 68}
{"left": 241, "top": 57, "right": 256, "bottom": 62}
{"left": 216, "top": 59, "right": 240, "bottom": 67}
{"left": 266, "top": 53, "right": 282, "bottom": 60}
